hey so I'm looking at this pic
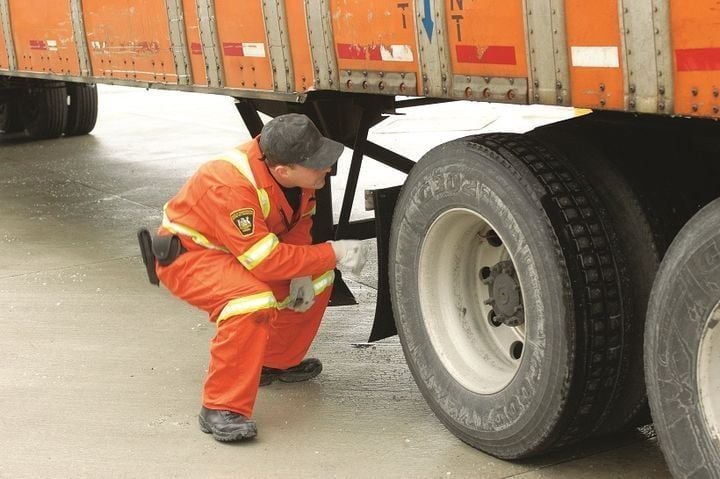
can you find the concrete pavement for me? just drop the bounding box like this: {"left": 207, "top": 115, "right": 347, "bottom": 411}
{"left": 0, "top": 86, "right": 671, "bottom": 478}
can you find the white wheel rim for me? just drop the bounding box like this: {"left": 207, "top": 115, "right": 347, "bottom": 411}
{"left": 698, "top": 300, "right": 720, "bottom": 443}
{"left": 418, "top": 208, "right": 525, "bottom": 395}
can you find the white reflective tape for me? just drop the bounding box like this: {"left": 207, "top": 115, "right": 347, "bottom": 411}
{"left": 242, "top": 43, "right": 266, "bottom": 58}
{"left": 238, "top": 233, "right": 279, "bottom": 270}
{"left": 380, "top": 44, "right": 414, "bottom": 62}
{"left": 571, "top": 46, "right": 619, "bottom": 68}
{"left": 47, "top": 40, "right": 58, "bottom": 52}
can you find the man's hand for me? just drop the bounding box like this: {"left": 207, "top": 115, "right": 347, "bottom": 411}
{"left": 288, "top": 276, "right": 315, "bottom": 313}
{"left": 329, "top": 240, "right": 368, "bottom": 275}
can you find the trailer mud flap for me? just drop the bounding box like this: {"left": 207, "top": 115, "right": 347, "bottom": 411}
{"left": 367, "top": 186, "right": 401, "bottom": 342}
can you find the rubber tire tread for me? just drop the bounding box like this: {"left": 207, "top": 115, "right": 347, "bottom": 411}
{"left": 390, "top": 132, "right": 628, "bottom": 458}
{"left": 21, "top": 85, "right": 67, "bottom": 140}
{"left": 479, "top": 133, "right": 628, "bottom": 444}
{"left": 64, "top": 83, "right": 98, "bottom": 136}
{"left": 0, "top": 99, "right": 24, "bottom": 133}
{"left": 645, "top": 197, "right": 720, "bottom": 479}
{"left": 530, "top": 127, "right": 662, "bottom": 433}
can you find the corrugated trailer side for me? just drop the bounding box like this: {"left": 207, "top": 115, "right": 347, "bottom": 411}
{"left": 1, "top": 2, "right": 720, "bottom": 475}
{"left": 0, "top": 0, "right": 717, "bottom": 116}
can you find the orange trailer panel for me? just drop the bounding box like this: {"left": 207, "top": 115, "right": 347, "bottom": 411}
{"left": 445, "top": 0, "right": 528, "bottom": 80}
{"left": 671, "top": 0, "right": 720, "bottom": 118}
{"left": 330, "top": 0, "right": 419, "bottom": 95}
{"left": 564, "top": 0, "right": 625, "bottom": 110}
{"left": 8, "top": 0, "right": 80, "bottom": 76}
{"left": 285, "top": 0, "right": 315, "bottom": 93}
{"left": 214, "top": 2, "right": 273, "bottom": 90}
{"left": 81, "top": 0, "right": 177, "bottom": 83}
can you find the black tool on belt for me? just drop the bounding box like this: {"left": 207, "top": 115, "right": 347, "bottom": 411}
{"left": 137, "top": 228, "right": 187, "bottom": 286}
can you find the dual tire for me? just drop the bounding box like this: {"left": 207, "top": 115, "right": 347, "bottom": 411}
{"left": 390, "top": 133, "right": 636, "bottom": 458}
{"left": 2, "top": 82, "right": 98, "bottom": 139}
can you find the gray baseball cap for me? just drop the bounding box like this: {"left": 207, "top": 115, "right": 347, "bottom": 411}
{"left": 259, "top": 113, "right": 344, "bottom": 169}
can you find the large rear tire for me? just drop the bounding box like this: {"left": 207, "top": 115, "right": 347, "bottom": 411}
{"left": 390, "top": 133, "right": 629, "bottom": 458}
{"left": 64, "top": 83, "right": 98, "bottom": 136}
{"left": 20, "top": 83, "right": 67, "bottom": 140}
{"left": 645, "top": 198, "right": 720, "bottom": 478}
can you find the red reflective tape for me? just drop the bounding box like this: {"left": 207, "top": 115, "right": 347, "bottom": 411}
{"left": 367, "top": 45, "right": 382, "bottom": 61}
{"left": 29, "top": 40, "right": 47, "bottom": 51}
{"left": 191, "top": 42, "right": 202, "bottom": 55}
{"left": 223, "top": 42, "right": 244, "bottom": 57}
{"left": 676, "top": 48, "right": 720, "bottom": 71}
{"left": 456, "top": 45, "right": 516, "bottom": 65}
{"left": 337, "top": 43, "right": 366, "bottom": 60}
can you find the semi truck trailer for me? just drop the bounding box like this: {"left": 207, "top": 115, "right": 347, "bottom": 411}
{"left": 1, "top": 1, "right": 719, "bottom": 475}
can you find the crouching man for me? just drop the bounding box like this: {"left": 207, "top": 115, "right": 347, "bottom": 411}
{"left": 146, "top": 113, "right": 367, "bottom": 442}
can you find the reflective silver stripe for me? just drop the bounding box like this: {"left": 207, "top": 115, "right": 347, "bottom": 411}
{"left": 302, "top": 204, "right": 316, "bottom": 218}
{"left": 221, "top": 149, "right": 257, "bottom": 187}
{"left": 237, "top": 233, "right": 280, "bottom": 270}
{"left": 217, "top": 271, "right": 335, "bottom": 324}
{"left": 277, "top": 270, "right": 335, "bottom": 308}
{"left": 220, "top": 149, "right": 271, "bottom": 218}
{"left": 217, "top": 292, "right": 278, "bottom": 325}
{"left": 312, "top": 270, "right": 335, "bottom": 295}
{"left": 162, "top": 204, "right": 229, "bottom": 252}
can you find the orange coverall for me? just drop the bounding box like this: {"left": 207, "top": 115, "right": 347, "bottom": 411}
{"left": 156, "top": 138, "right": 337, "bottom": 417}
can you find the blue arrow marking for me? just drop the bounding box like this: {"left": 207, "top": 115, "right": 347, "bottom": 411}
{"left": 421, "top": 0, "right": 434, "bottom": 42}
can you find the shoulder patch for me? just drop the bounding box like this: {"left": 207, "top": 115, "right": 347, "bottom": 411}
{"left": 231, "top": 208, "right": 255, "bottom": 237}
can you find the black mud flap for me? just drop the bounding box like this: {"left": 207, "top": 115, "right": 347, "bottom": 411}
{"left": 367, "top": 186, "right": 401, "bottom": 342}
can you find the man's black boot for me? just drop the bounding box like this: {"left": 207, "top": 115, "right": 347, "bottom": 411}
{"left": 198, "top": 406, "right": 257, "bottom": 442}
{"left": 260, "top": 358, "right": 322, "bottom": 386}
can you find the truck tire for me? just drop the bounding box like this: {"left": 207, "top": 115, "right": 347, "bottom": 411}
{"left": 0, "top": 99, "right": 24, "bottom": 133}
{"left": 645, "top": 198, "right": 720, "bottom": 478}
{"left": 20, "top": 84, "right": 68, "bottom": 140}
{"left": 530, "top": 127, "right": 661, "bottom": 434}
{"left": 64, "top": 83, "right": 98, "bottom": 136}
{"left": 390, "top": 133, "right": 629, "bottom": 459}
